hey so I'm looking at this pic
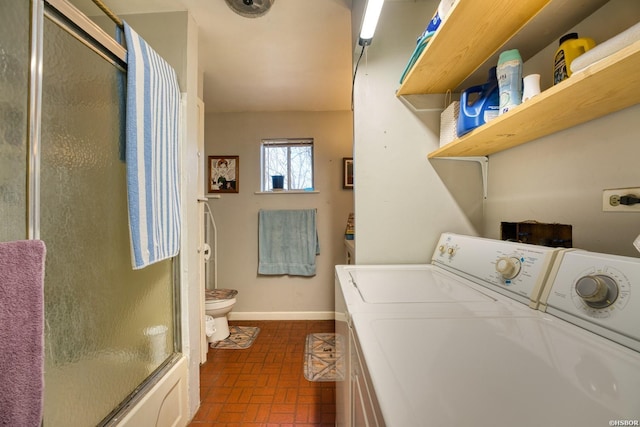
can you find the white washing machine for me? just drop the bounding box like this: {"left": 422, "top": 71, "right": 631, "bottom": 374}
{"left": 335, "top": 233, "right": 640, "bottom": 427}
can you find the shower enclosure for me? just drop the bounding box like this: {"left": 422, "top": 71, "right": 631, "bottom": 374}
{"left": 1, "top": 1, "right": 179, "bottom": 425}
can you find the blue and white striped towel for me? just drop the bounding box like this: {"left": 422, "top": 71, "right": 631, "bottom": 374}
{"left": 123, "top": 21, "right": 181, "bottom": 269}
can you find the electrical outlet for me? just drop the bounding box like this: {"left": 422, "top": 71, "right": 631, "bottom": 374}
{"left": 602, "top": 187, "right": 640, "bottom": 212}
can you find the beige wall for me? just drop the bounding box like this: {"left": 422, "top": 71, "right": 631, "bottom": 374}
{"left": 204, "top": 111, "right": 354, "bottom": 318}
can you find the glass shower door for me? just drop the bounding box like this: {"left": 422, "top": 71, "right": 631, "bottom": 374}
{"left": 0, "top": 0, "right": 29, "bottom": 242}
{"left": 39, "top": 11, "right": 176, "bottom": 427}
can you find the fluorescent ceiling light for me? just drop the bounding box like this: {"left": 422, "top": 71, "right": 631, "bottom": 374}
{"left": 359, "top": 0, "right": 384, "bottom": 46}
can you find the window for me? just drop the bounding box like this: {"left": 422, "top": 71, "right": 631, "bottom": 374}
{"left": 261, "top": 138, "right": 314, "bottom": 191}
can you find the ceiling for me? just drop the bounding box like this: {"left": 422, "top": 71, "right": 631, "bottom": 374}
{"left": 73, "top": 0, "right": 355, "bottom": 113}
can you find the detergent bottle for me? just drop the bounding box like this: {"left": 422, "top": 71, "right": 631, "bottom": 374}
{"left": 457, "top": 66, "right": 500, "bottom": 137}
{"left": 553, "top": 33, "right": 596, "bottom": 85}
{"left": 497, "top": 49, "right": 523, "bottom": 115}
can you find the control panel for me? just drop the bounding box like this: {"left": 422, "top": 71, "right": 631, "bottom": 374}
{"left": 432, "top": 233, "right": 560, "bottom": 307}
{"left": 540, "top": 250, "right": 640, "bottom": 351}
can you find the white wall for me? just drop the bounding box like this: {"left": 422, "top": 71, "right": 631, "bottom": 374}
{"left": 484, "top": 0, "right": 640, "bottom": 257}
{"left": 179, "top": 13, "right": 203, "bottom": 420}
{"left": 205, "top": 111, "right": 354, "bottom": 318}
{"left": 355, "top": 0, "right": 640, "bottom": 261}
{"left": 353, "top": 0, "right": 478, "bottom": 265}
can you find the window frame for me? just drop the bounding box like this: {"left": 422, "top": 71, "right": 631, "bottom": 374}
{"left": 261, "top": 138, "right": 315, "bottom": 192}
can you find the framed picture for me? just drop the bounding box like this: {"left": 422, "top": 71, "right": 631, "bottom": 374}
{"left": 208, "top": 156, "right": 239, "bottom": 193}
{"left": 343, "top": 157, "right": 353, "bottom": 189}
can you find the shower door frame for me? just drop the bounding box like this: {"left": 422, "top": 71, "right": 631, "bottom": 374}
{"left": 26, "top": 0, "right": 184, "bottom": 425}
{"left": 28, "top": 0, "right": 128, "bottom": 240}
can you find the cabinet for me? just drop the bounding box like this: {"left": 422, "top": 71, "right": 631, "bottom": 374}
{"left": 397, "top": 0, "right": 640, "bottom": 158}
{"left": 350, "top": 328, "right": 383, "bottom": 427}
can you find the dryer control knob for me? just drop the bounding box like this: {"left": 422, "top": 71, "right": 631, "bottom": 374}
{"left": 575, "top": 275, "right": 616, "bottom": 305}
{"left": 495, "top": 257, "right": 521, "bottom": 279}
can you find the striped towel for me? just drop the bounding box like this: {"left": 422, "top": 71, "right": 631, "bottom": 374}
{"left": 123, "top": 21, "right": 181, "bottom": 269}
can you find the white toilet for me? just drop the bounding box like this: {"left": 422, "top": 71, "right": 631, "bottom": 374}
{"left": 205, "top": 289, "right": 238, "bottom": 343}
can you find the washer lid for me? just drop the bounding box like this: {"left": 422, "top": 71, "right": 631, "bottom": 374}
{"left": 348, "top": 266, "right": 494, "bottom": 303}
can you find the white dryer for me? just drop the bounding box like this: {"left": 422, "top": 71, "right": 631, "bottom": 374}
{"left": 335, "top": 233, "right": 640, "bottom": 427}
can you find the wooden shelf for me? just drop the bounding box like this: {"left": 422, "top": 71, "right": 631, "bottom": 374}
{"left": 396, "top": 0, "right": 609, "bottom": 95}
{"left": 396, "top": 0, "right": 551, "bottom": 96}
{"left": 395, "top": 0, "right": 639, "bottom": 158}
{"left": 428, "top": 39, "right": 640, "bottom": 158}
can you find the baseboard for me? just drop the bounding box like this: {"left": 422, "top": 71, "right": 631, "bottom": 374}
{"left": 229, "top": 311, "right": 336, "bottom": 321}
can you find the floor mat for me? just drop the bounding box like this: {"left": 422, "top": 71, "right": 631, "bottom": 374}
{"left": 304, "top": 333, "right": 345, "bottom": 382}
{"left": 210, "top": 326, "right": 260, "bottom": 349}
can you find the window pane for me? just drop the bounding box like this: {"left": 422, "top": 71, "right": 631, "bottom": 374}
{"left": 262, "top": 139, "right": 313, "bottom": 191}
{"left": 264, "top": 146, "right": 288, "bottom": 190}
{"left": 290, "top": 146, "right": 312, "bottom": 190}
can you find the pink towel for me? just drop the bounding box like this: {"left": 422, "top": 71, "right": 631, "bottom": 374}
{"left": 0, "top": 240, "right": 46, "bottom": 427}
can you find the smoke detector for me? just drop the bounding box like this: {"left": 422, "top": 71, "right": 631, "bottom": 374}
{"left": 225, "top": 0, "right": 275, "bottom": 18}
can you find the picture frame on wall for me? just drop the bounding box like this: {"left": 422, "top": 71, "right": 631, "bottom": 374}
{"left": 208, "top": 156, "right": 239, "bottom": 193}
{"left": 343, "top": 157, "right": 353, "bottom": 189}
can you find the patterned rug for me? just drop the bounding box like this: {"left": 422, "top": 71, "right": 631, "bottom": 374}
{"left": 210, "top": 326, "right": 260, "bottom": 349}
{"left": 304, "top": 333, "right": 345, "bottom": 382}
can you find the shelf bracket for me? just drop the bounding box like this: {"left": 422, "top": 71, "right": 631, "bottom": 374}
{"left": 437, "top": 156, "right": 489, "bottom": 199}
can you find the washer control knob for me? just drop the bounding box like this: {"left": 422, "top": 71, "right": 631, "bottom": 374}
{"left": 438, "top": 245, "right": 447, "bottom": 254}
{"left": 495, "top": 257, "right": 521, "bottom": 279}
{"left": 447, "top": 247, "right": 456, "bottom": 256}
{"left": 575, "top": 275, "right": 616, "bottom": 304}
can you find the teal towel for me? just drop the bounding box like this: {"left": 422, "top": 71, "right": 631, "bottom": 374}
{"left": 399, "top": 31, "right": 435, "bottom": 84}
{"left": 258, "top": 209, "right": 320, "bottom": 277}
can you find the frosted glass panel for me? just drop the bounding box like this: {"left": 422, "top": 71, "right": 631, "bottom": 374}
{"left": 40, "top": 18, "right": 175, "bottom": 426}
{"left": 0, "top": 0, "right": 29, "bottom": 241}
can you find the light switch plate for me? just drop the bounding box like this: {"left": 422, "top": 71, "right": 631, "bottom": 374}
{"left": 634, "top": 234, "right": 640, "bottom": 254}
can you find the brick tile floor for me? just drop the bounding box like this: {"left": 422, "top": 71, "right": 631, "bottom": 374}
{"left": 189, "top": 320, "right": 336, "bottom": 427}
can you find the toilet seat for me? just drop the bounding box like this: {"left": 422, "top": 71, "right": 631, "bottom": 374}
{"left": 205, "top": 288, "right": 238, "bottom": 301}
